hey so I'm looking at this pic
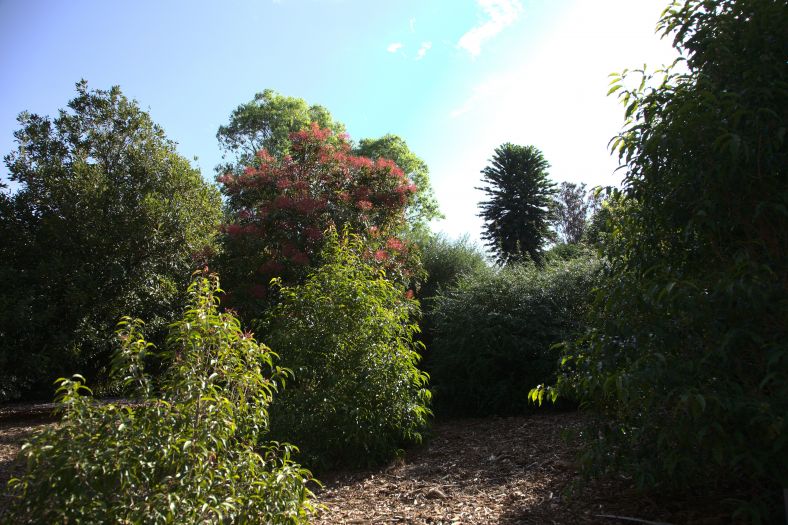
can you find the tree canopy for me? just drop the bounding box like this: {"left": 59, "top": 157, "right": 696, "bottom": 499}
{"left": 216, "top": 88, "right": 346, "bottom": 171}
{"left": 216, "top": 124, "right": 420, "bottom": 317}
{"left": 0, "top": 81, "right": 222, "bottom": 400}
{"left": 553, "top": 182, "right": 597, "bottom": 244}
{"left": 355, "top": 134, "right": 442, "bottom": 233}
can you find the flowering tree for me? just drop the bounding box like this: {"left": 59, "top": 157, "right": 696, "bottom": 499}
{"left": 217, "top": 124, "right": 419, "bottom": 313}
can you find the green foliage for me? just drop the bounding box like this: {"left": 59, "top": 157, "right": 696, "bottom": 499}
{"left": 216, "top": 88, "right": 346, "bottom": 170}
{"left": 581, "top": 187, "right": 626, "bottom": 248}
{"left": 6, "top": 274, "right": 316, "bottom": 524}
{"left": 414, "top": 233, "right": 489, "bottom": 353}
{"left": 0, "top": 81, "right": 222, "bottom": 400}
{"left": 543, "top": 241, "right": 597, "bottom": 264}
{"left": 355, "top": 134, "right": 443, "bottom": 234}
{"left": 416, "top": 233, "right": 489, "bottom": 305}
{"left": 553, "top": 182, "right": 598, "bottom": 244}
{"left": 430, "top": 255, "right": 600, "bottom": 417}
{"left": 477, "top": 143, "right": 558, "bottom": 265}
{"left": 262, "top": 230, "right": 431, "bottom": 470}
{"left": 537, "top": 0, "right": 788, "bottom": 519}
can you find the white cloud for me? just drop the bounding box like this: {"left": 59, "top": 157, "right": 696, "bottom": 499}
{"left": 415, "top": 41, "right": 432, "bottom": 60}
{"left": 386, "top": 42, "right": 403, "bottom": 53}
{"left": 457, "top": 0, "right": 523, "bottom": 57}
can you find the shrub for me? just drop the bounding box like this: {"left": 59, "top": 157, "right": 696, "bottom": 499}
{"left": 262, "top": 230, "right": 431, "bottom": 470}
{"left": 5, "top": 274, "right": 316, "bottom": 524}
{"left": 429, "top": 255, "right": 600, "bottom": 417}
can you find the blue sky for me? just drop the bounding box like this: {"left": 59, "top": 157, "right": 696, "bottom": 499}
{"left": 0, "top": 0, "right": 678, "bottom": 244}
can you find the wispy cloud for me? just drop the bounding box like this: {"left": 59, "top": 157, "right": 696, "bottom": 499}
{"left": 457, "top": 0, "right": 523, "bottom": 57}
{"left": 386, "top": 42, "right": 403, "bottom": 53}
{"left": 449, "top": 74, "right": 508, "bottom": 117}
{"left": 415, "top": 41, "right": 432, "bottom": 60}
{"left": 409, "top": 17, "right": 416, "bottom": 33}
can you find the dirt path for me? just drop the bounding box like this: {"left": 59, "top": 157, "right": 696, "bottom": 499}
{"left": 0, "top": 408, "right": 736, "bottom": 524}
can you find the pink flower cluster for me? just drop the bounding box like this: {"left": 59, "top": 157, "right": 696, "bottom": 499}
{"left": 217, "top": 122, "right": 422, "bottom": 302}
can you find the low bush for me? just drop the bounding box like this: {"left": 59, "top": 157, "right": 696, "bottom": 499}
{"left": 429, "top": 255, "right": 600, "bottom": 417}
{"left": 262, "top": 230, "right": 431, "bottom": 470}
{"left": 6, "top": 274, "right": 316, "bottom": 524}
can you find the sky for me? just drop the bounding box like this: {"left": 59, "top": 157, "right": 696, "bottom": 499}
{"left": 0, "top": 0, "right": 680, "bottom": 245}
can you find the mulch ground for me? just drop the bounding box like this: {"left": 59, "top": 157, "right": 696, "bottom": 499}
{"left": 0, "top": 406, "right": 743, "bottom": 524}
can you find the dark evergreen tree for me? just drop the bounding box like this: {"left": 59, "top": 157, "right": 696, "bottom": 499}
{"left": 477, "top": 143, "right": 557, "bottom": 264}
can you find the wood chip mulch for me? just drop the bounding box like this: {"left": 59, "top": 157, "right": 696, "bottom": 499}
{"left": 0, "top": 406, "right": 744, "bottom": 524}
{"left": 312, "top": 413, "right": 737, "bottom": 525}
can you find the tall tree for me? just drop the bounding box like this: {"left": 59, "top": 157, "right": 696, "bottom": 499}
{"left": 553, "top": 181, "right": 595, "bottom": 244}
{"left": 355, "top": 134, "right": 442, "bottom": 233}
{"left": 477, "top": 143, "right": 557, "bottom": 265}
{"left": 216, "top": 88, "right": 346, "bottom": 172}
{"left": 217, "top": 92, "right": 440, "bottom": 235}
{"left": 216, "top": 124, "right": 421, "bottom": 317}
{"left": 0, "top": 81, "right": 222, "bottom": 400}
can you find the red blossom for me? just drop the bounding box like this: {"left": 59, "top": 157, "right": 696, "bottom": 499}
{"left": 293, "top": 197, "right": 324, "bottom": 215}
{"left": 256, "top": 148, "right": 274, "bottom": 162}
{"left": 259, "top": 260, "right": 285, "bottom": 275}
{"left": 290, "top": 251, "right": 310, "bottom": 266}
{"left": 225, "top": 123, "right": 418, "bottom": 300}
{"left": 386, "top": 238, "right": 405, "bottom": 251}
{"left": 217, "top": 173, "right": 235, "bottom": 185}
{"left": 225, "top": 223, "right": 243, "bottom": 236}
{"left": 405, "top": 289, "right": 414, "bottom": 300}
{"left": 273, "top": 195, "right": 292, "bottom": 209}
{"left": 305, "top": 227, "right": 323, "bottom": 241}
{"left": 395, "top": 183, "right": 417, "bottom": 195}
{"left": 348, "top": 156, "right": 373, "bottom": 170}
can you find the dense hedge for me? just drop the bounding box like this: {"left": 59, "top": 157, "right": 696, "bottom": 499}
{"left": 415, "top": 233, "right": 489, "bottom": 351}
{"left": 429, "top": 254, "right": 600, "bottom": 417}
